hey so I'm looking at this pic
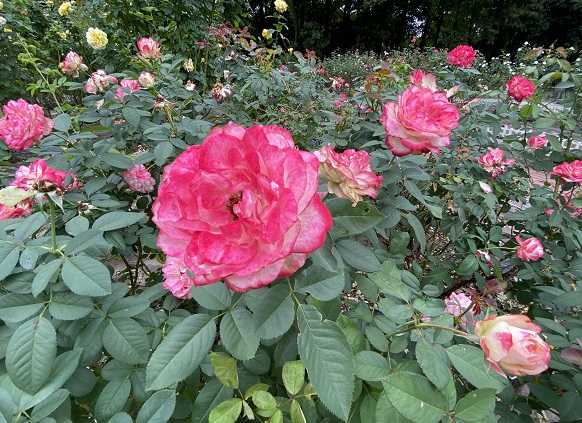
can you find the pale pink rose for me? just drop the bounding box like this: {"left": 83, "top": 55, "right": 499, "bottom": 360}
{"left": 409, "top": 69, "right": 438, "bottom": 92}
{"left": 478, "top": 148, "right": 515, "bottom": 179}
{"left": 138, "top": 72, "right": 155, "bottom": 88}
{"left": 84, "top": 70, "right": 118, "bottom": 94}
{"left": 137, "top": 37, "right": 162, "bottom": 59}
{"left": 116, "top": 79, "right": 140, "bottom": 100}
{"left": 162, "top": 255, "right": 194, "bottom": 299}
{"left": 478, "top": 181, "right": 492, "bottom": 193}
{"left": 528, "top": 135, "right": 547, "bottom": 151}
{"left": 11, "top": 158, "right": 76, "bottom": 191}
{"left": 123, "top": 164, "right": 155, "bottom": 193}
{"left": 551, "top": 160, "right": 582, "bottom": 183}
{"left": 447, "top": 45, "right": 476, "bottom": 68}
{"left": 444, "top": 292, "right": 475, "bottom": 328}
{"left": 184, "top": 80, "right": 196, "bottom": 91}
{"left": 516, "top": 236, "right": 544, "bottom": 262}
{"left": 475, "top": 314, "right": 550, "bottom": 376}
{"left": 0, "top": 199, "right": 32, "bottom": 220}
{"left": 506, "top": 75, "right": 535, "bottom": 102}
{"left": 331, "top": 77, "right": 345, "bottom": 91}
{"left": 59, "top": 51, "right": 89, "bottom": 77}
{"left": 0, "top": 99, "right": 54, "bottom": 150}
{"left": 152, "top": 122, "right": 333, "bottom": 293}
{"left": 380, "top": 86, "right": 460, "bottom": 156}
{"left": 314, "top": 144, "right": 382, "bottom": 205}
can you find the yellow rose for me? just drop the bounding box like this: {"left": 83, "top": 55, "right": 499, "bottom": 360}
{"left": 58, "top": 2, "right": 71, "bottom": 16}
{"left": 0, "top": 16, "right": 5, "bottom": 26}
{"left": 274, "top": 0, "right": 287, "bottom": 12}
{"left": 86, "top": 27, "right": 108, "bottom": 50}
{"left": 262, "top": 29, "right": 272, "bottom": 40}
{"left": 57, "top": 31, "right": 67, "bottom": 39}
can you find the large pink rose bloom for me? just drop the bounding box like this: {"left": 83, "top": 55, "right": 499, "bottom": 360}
{"left": 11, "top": 158, "right": 76, "bottom": 191}
{"left": 447, "top": 45, "right": 476, "bottom": 68}
{"left": 314, "top": 144, "right": 382, "bottom": 205}
{"left": 515, "top": 236, "right": 544, "bottom": 262}
{"left": 0, "top": 99, "right": 54, "bottom": 150}
{"left": 380, "top": 86, "right": 460, "bottom": 156}
{"left": 551, "top": 160, "right": 582, "bottom": 183}
{"left": 137, "top": 37, "right": 162, "bottom": 59}
{"left": 506, "top": 75, "right": 535, "bottom": 102}
{"left": 475, "top": 314, "right": 550, "bottom": 376}
{"left": 152, "top": 122, "right": 333, "bottom": 293}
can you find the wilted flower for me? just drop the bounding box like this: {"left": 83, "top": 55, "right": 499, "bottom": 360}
{"left": 86, "top": 27, "right": 108, "bottom": 49}
{"left": 0, "top": 99, "right": 54, "bottom": 150}
{"left": 58, "top": 1, "right": 71, "bottom": 15}
{"left": 274, "top": 0, "right": 287, "bottom": 12}
{"left": 123, "top": 164, "right": 155, "bottom": 193}
{"left": 447, "top": 45, "right": 476, "bottom": 68}
{"left": 475, "top": 314, "right": 550, "bottom": 376}
{"left": 137, "top": 37, "right": 162, "bottom": 58}
{"left": 211, "top": 82, "right": 232, "bottom": 102}
{"left": 331, "top": 76, "right": 345, "bottom": 91}
{"left": 116, "top": 79, "right": 140, "bottom": 100}
{"left": 184, "top": 80, "right": 196, "bottom": 91}
{"left": 314, "top": 144, "right": 383, "bottom": 205}
{"left": 0, "top": 199, "right": 32, "bottom": 220}
{"left": 551, "top": 160, "right": 582, "bottom": 183}
{"left": 84, "top": 70, "right": 118, "bottom": 94}
{"left": 478, "top": 148, "right": 515, "bottom": 179}
{"left": 516, "top": 236, "right": 544, "bottom": 262}
{"left": 527, "top": 135, "right": 547, "bottom": 151}
{"left": 59, "top": 51, "right": 88, "bottom": 77}
{"left": 11, "top": 158, "right": 76, "bottom": 191}
{"left": 162, "top": 255, "right": 194, "bottom": 299}
{"left": 138, "top": 72, "right": 155, "bottom": 88}
{"left": 506, "top": 75, "right": 535, "bottom": 102}
{"left": 183, "top": 59, "right": 194, "bottom": 72}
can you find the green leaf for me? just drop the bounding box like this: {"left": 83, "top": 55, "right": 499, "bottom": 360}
{"left": 381, "top": 372, "right": 447, "bottom": 423}
{"left": 101, "top": 152, "right": 134, "bottom": 169}
{"left": 252, "top": 390, "right": 277, "bottom": 412}
{"left": 32, "top": 259, "right": 62, "bottom": 297}
{"left": 403, "top": 180, "right": 441, "bottom": 218}
{"left": 0, "top": 387, "right": 14, "bottom": 422}
{"left": 103, "top": 317, "right": 150, "bottom": 365}
{"left": 64, "top": 229, "right": 103, "bottom": 255}
{"left": 65, "top": 215, "right": 90, "bottom": 236}
{"left": 294, "top": 265, "right": 345, "bottom": 301}
{"left": 415, "top": 337, "right": 450, "bottom": 390}
{"left": 336, "top": 239, "right": 381, "bottom": 272}
{"left": 49, "top": 292, "right": 93, "bottom": 320}
{"left": 0, "top": 293, "right": 45, "bottom": 323}
{"left": 107, "top": 296, "right": 151, "bottom": 318}
{"left": 337, "top": 315, "right": 366, "bottom": 354}
{"left": 191, "top": 282, "right": 232, "bottom": 310}
{"left": 146, "top": 314, "right": 216, "bottom": 391}
{"left": 93, "top": 212, "right": 145, "bottom": 231}
{"left": 405, "top": 213, "right": 425, "bottom": 254}
{"left": 52, "top": 113, "right": 71, "bottom": 132}
{"left": 297, "top": 304, "right": 354, "bottom": 421}
{"left": 136, "top": 390, "right": 176, "bottom": 423}
{"left": 6, "top": 317, "right": 57, "bottom": 394}
{"left": 282, "top": 360, "right": 305, "bottom": 395}
{"left": 191, "top": 379, "right": 234, "bottom": 423}
{"left": 107, "top": 412, "right": 133, "bottom": 423}
{"left": 220, "top": 308, "right": 260, "bottom": 360}
{"left": 94, "top": 378, "right": 131, "bottom": 422}
{"left": 211, "top": 353, "right": 239, "bottom": 389}
{"left": 208, "top": 398, "right": 242, "bottom": 423}
{"left": 253, "top": 284, "right": 295, "bottom": 340}
{"left": 354, "top": 351, "right": 390, "bottom": 381}
{"left": 457, "top": 255, "right": 479, "bottom": 277}
{"left": 290, "top": 399, "right": 307, "bottom": 423}
{"left": 368, "top": 259, "right": 410, "bottom": 301}
{"left": 533, "top": 117, "right": 555, "bottom": 129}
{"left": 269, "top": 409, "right": 283, "bottom": 423}
{"left": 61, "top": 255, "right": 111, "bottom": 297}
{"left": 29, "top": 388, "right": 68, "bottom": 423}
{"left": 13, "top": 213, "right": 48, "bottom": 241}
{"left": 122, "top": 107, "right": 141, "bottom": 128}
{"left": 0, "top": 244, "right": 20, "bottom": 281}
{"left": 375, "top": 392, "right": 413, "bottom": 423}
{"left": 154, "top": 142, "right": 174, "bottom": 166}
{"left": 454, "top": 388, "right": 496, "bottom": 422}
{"left": 327, "top": 198, "right": 386, "bottom": 234}
{"left": 446, "top": 345, "right": 507, "bottom": 392}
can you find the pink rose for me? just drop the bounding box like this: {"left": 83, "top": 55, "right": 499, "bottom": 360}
{"left": 59, "top": 51, "right": 89, "bottom": 77}
{"left": 0, "top": 199, "right": 32, "bottom": 220}
{"left": 11, "top": 158, "right": 76, "bottom": 191}
{"left": 123, "top": 164, "right": 155, "bottom": 193}
{"left": 475, "top": 314, "right": 550, "bottom": 376}
{"left": 380, "top": 86, "right": 460, "bottom": 156}
{"left": 84, "top": 70, "right": 118, "bottom": 94}
{"left": 528, "top": 135, "right": 547, "bottom": 151}
{"left": 447, "top": 45, "right": 476, "bottom": 68}
{"left": 162, "top": 255, "right": 194, "bottom": 299}
{"left": 0, "top": 99, "right": 54, "bottom": 150}
{"left": 444, "top": 292, "right": 475, "bottom": 328}
{"left": 138, "top": 72, "right": 155, "bottom": 88}
{"left": 551, "top": 160, "right": 582, "bottom": 183}
{"left": 506, "top": 75, "right": 535, "bottom": 102}
{"left": 116, "top": 79, "right": 140, "bottom": 100}
{"left": 478, "top": 148, "right": 515, "bottom": 179}
{"left": 137, "top": 37, "right": 162, "bottom": 59}
{"left": 409, "top": 69, "right": 438, "bottom": 92}
{"left": 314, "top": 144, "right": 382, "bottom": 205}
{"left": 152, "top": 122, "right": 333, "bottom": 293}
{"left": 516, "top": 236, "right": 544, "bottom": 262}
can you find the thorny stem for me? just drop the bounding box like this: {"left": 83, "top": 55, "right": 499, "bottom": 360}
{"left": 385, "top": 323, "right": 473, "bottom": 339}
{"left": 47, "top": 197, "right": 58, "bottom": 254}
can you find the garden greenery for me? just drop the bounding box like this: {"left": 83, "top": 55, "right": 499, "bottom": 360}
{"left": 1, "top": 2, "right": 582, "bottom": 423}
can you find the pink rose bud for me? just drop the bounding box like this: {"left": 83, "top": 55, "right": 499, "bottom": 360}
{"left": 138, "top": 72, "right": 155, "bottom": 88}
{"left": 447, "top": 45, "right": 476, "bottom": 68}
{"left": 314, "top": 143, "right": 383, "bottom": 205}
{"left": 137, "top": 37, "right": 162, "bottom": 59}
{"left": 475, "top": 314, "right": 550, "bottom": 376}
{"left": 505, "top": 75, "right": 535, "bottom": 102}
{"left": 0, "top": 99, "right": 54, "bottom": 150}
{"left": 528, "top": 135, "right": 547, "bottom": 151}
{"left": 380, "top": 86, "right": 459, "bottom": 156}
{"left": 515, "top": 236, "right": 544, "bottom": 262}
{"left": 551, "top": 160, "right": 582, "bottom": 183}
{"left": 123, "top": 164, "right": 155, "bottom": 193}
{"left": 59, "top": 51, "right": 89, "bottom": 77}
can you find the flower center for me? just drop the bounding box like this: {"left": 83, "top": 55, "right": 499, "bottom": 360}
{"left": 225, "top": 191, "right": 243, "bottom": 221}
